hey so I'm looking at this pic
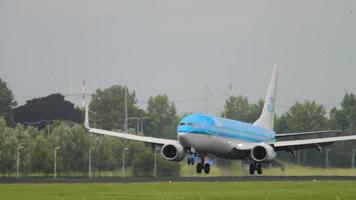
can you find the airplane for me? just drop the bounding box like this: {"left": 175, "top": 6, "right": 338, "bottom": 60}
{"left": 84, "top": 65, "right": 356, "bottom": 175}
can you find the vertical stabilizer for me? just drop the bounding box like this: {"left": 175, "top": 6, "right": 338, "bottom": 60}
{"left": 253, "top": 65, "right": 278, "bottom": 130}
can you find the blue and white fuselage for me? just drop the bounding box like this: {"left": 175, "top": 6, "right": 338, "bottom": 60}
{"left": 177, "top": 114, "right": 276, "bottom": 159}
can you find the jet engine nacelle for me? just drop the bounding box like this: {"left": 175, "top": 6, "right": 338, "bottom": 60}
{"left": 251, "top": 143, "right": 276, "bottom": 162}
{"left": 161, "top": 142, "right": 186, "bottom": 162}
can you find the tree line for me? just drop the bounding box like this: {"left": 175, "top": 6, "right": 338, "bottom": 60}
{"left": 1, "top": 78, "right": 356, "bottom": 177}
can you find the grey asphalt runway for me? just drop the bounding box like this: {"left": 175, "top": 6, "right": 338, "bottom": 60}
{"left": 1, "top": 176, "right": 356, "bottom": 184}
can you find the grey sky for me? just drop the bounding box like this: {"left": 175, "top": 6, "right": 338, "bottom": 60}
{"left": 0, "top": 0, "right": 355, "bottom": 115}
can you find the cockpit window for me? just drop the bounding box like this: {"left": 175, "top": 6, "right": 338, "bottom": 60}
{"left": 180, "top": 122, "right": 199, "bottom": 127}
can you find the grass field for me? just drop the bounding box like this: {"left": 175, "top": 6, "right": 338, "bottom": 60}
{"left": 1, "top": 181, "right": 356, "bottom": 200}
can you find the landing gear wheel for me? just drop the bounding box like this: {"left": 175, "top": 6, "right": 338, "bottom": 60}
{"left": 196, "top": 163, "right": 203, "bottom": 174}
{"left": 249, "top": 163, "right": 255, "bottom": 175}
{"left": 256, "top": 163, "right": 263, "bottom": 175}
{"left": 187, "top": 157, "right": 195, "bottom": 165}
{"left": 204, "top": 163, "right": 210, "bottom": 174}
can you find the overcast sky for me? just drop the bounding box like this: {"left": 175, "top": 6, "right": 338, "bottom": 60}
{"left": 0, "top": 0, "right": 355, "bottom": 115}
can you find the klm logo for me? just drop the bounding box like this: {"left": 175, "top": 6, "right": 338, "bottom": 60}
{"left": 268, "top": 98, "right": 275, "bottom": 113}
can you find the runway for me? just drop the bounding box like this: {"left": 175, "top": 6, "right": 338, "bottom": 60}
{"left": 1, "top": 176, "right": 356, "bottom": 184}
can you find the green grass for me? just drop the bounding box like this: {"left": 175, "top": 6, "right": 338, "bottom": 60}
{"left": 1, "top": 182, "right": 356, "bottom": 200}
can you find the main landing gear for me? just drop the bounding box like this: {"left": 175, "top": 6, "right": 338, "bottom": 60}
{"left": 187, "top": 157, "right": 195, "bottom": 165}
{"left": 196, "top": 162, "right": 210, "bottom": 174}
{"left": 249, "top": 163, "right": 263, "bottom": 175}
{"left": 187, "top": 154, "right": 210, "bottom": 174}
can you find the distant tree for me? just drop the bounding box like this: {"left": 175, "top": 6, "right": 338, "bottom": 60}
{"left": 90, "top": 85, "right": 144, "bottom": 131}
{"left": 329, "top": 93, "right": 356, "bottom": 168}
{"left": 221, "top": 95, "right": 263, "bottom": 123}
{"left": 0, "top": 117, "right": 32, "bottom": 175}
{"left": 330, "top": 93, "right": 356, "bottom": 133}
{"left": 275, "top": 100, "right": 328, "bottom": 133}
{"left": 94, "top": 136, "right": 123, "bottom": 173}
{"left": 156, "top": 157, "right": 181, "bottom": 177}
{"left": 0, "top": 117, "right": 17, "bottom": 174}
{"left": 0, "top": 116, "right": 5, "bottom": 128}
{"left": 11, "top": 124, "right": 32, "bottom": 175}
{"left": 47, "top": 124, "right": 91, "bottom": 174}
{"left": 275, "top": 100, "right": 329, "bottom": 167}
{"left": 13, "top": 93, "right": 82, "bottom": 128}
{"left": 131, "top": 149, "right": 181, "bottom": 177}
{"left": 30, "top": 135, "right": 53, "bottom": 174}
{"left": 145, "top": 95, "right": 178, "bottom": 139}
{"left": 131, "top": 151, "right": 154, "bottom": 177}
{"left": 0, "top": 78, "right": 17, "bottom": 125}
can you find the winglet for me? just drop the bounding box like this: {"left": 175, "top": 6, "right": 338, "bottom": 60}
{"left": 84, "top": 103, "right": 90, "bottom": 129}
{"left": 253, "top": 65, "right": 278, "bottom": 130}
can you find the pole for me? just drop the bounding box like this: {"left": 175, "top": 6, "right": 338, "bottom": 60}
{"left": 352, "top": 149, "right": 356, "bottom": 169}
{"left": 137, "top": 118, "right": 140, "bottom": 134}
{"left": 154, "top": 147, "right": 159, "bottom": 178}
{"left": 82, "top": 80, "right": 86, "bottom": 110}
{"left": 16, "top": 145, "right": 23, "bottom": 178}
{"left": 89, "top": 147, "right": 95, "bottom": 178}
{"left": 128, "top": 117, "right": 139, "bottom": 134}
{"left": 122, "top": 147, "right": 128, "bottom": 177}
{"left": 17, "top": 150, "right": 19, "bottom": 178}
{"left": 325, "top": 148, "right": 331, "bottom": 168}
{"left": 140, "top": 120, "right": 143, "bottom": 135}
{"left": 54, "top": 147, "right": 60, "bottom": 179}
{"left": 128, "top": 117, "right": 149, "bottom": 135}
{"left": 124, "top": 87, "right": 128, "bottom": 133}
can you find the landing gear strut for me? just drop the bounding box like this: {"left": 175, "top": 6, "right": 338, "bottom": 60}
{"left": 249, "top": 164, "right": 255, "bottom": 175}
{"left": 249, "top": 163, "right": 263, "bottom": 175}
{"left": 187, "top": 157, "right": 195, "bottom": 165}
{"left": 256, "top": 163, "right": 262, "bottom": 175}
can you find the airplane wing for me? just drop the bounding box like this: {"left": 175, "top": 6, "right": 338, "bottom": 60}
{"left": 84, "top": 105, "right": 177, "bottom": 145}
{"left": 275, "top": 130, "right": 341, "bottom": 137}
{"left": 273, "top": 135, "right": 356, "bottom": 151}
{"left": 87, "top": 128, "right": 177, "bottom": 145}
